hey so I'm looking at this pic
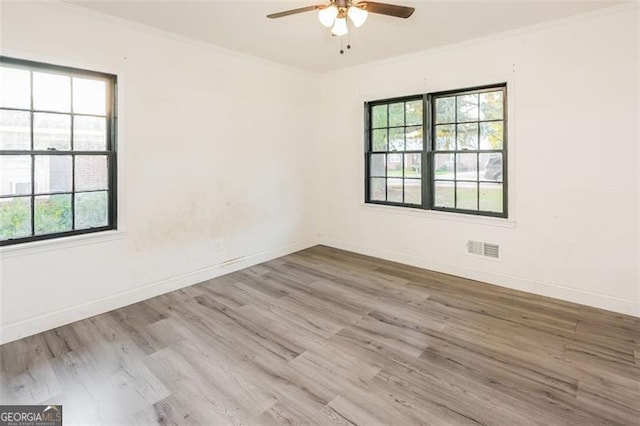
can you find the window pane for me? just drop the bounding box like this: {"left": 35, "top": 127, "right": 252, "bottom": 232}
{"left": 75, "top": 191, "right": 108, "bottom": 229}
{"left": 73, "top": 78, "right": 106, "bottom": 115}
{"left": 457, "top": 123, "right": 478, "bottom": 150}
{"left": 480, "top": 183, "right": 503, "bottom": 213}
{"left": 387, "top": 153, "right": 402, "bottom": 177}
{"left": 389, "top": 127, "right": 404, "bottom": 151}
{"left": 480, "top": 121, "right": 503, "bottom": 150}
{"left": 34, "top": 193, "right": 72, "bottom": 235}
{"left": 434, "top": 181, "right": 454, "bottom": 208}
{"left": 480, "top": 153, "right": 503, "bottom": 182}
{"left": 405, "top": 126, "right": 422, "bottom": 150}
{"left": 33, "top": 72, "right": 71, "bottom": 112}
{"left": 35, "top": 155, "right": 72, "bottom": 194}
{"left": 434, "top": 153, "right": 455, "bottom": 180}
{"left": 404, "top": 153, "right": 420, "bottom": 178}
{"left": 0, "top": 155, "right": 31, "bottom": 196}
{"left": 479, "top": 91, "right": 503, "bottom": 121}
{"left": 435, "top": 97, "right": 455, "bottom": 124}
{"left": 387, "top": 178, "right": 403, "bottom": 203}
{"left": 404, "top": 179, "right": 421, "bottom": 205}
{"left": 456, "top": 182, "right": 478, "bottom": 210}
{"left": 0, "top": 67, "right": 30, "bottom": 109}
{"left": 457, "top": 94, "right": 478, "bottom": 122}
{"left": 74, "top": 116, "right": 107, "bottom": 151}
{"left": 370, "top": 154, "right": 385, "bottom": 177}
{"left": 435, "top": 124, "right": 455, "bottom": 150}
{"left": 389, "top": 103, "right": 404, "bottom": 127}
{"left": 372, "top": 129, "right": 387, "bottom": 151}
{"left": 34, "top": 113, "right": 71, "bottom": 150}
{"left": 370, "top": 178, "right": 385, "bottom": 201}
{"left": 75, "top": 155, "right": 108, "bottom": 191}
{"left": 405, "top": 100, "right": 422, "bottom": 126}
{"left": 0, "top": 197, "right": 31, "bottom": 240}
{"left": 0, "top": 110, "right": 30, "bottom": 150}
{"left": 456, "top": 153, "right": 478, "bottom": 181}
{"left": 371, "top": 105, "right": 387, "bottom": 128}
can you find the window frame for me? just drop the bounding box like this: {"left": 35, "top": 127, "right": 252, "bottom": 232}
{"left": 364, "top": 83, "right": 507, "bottom": 218}
{"left": 0, "top": 56, "right": 118, "bottom": 246}
{"left": 364, "top": 94, "right": 427, "bottom": 208}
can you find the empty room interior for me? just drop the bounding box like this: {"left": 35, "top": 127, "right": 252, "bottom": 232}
{"left": 0, "top": 0, "right": 639, "bottom": 424}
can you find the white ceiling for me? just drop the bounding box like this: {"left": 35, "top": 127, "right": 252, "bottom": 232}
{"left": 68, "top": 1, "right": 623, "bottom": 73}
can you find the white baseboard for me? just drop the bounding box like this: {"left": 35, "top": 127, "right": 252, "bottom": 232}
{"left": 4, "top": 233, "right": 637, "bottom": 345}
{"left": 319, "top": 235, "right": 640, "bottom": 318}
{"left": 0, "top": 236, "right": 319, "bottom": 345}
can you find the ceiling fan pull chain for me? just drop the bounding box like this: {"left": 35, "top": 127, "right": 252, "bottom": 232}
{"left": 340, "top": 37, "right": 344, "bottom": 54}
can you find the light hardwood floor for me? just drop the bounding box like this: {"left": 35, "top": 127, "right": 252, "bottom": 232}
{"left": 1, "top": 246, "right": 639, "bottom": 425}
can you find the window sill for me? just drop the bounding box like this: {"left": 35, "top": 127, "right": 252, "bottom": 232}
{"left": 359, "top": 203, "right": 517, "bottom": 228}
{"left": 0, "top": 229, "right": 126, "bottom": 259}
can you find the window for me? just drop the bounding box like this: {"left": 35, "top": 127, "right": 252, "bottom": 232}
{"left": 0, "top": 57, "right": 117, "bottom": 245}
{"left": 367, "top": 96, "right": 424, "bottom": 206}
{"left": 365, "top": 84, "right": 507, "bottom": 217}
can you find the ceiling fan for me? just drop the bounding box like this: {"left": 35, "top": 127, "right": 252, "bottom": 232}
{"left": 267, "top": 1, "right": 415, "bottom": 39}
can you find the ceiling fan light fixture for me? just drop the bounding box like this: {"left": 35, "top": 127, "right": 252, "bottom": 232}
{"left": 347, "top": 6, "right": 368, "bottom": 28}
{"left": 267, "top": 1, "right": 416, "bottom": 53}
{"left": 318, "top": 5, "right": 339, "bottom": 27}
{"left": 331, "top": 16, "right": 349, "bottom": 36}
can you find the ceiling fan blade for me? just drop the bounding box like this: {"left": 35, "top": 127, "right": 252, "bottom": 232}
{"left": 267, "top": 5, "right": 323, "bottom": 19}
{"left": 357, "top": 1, "right": 415, "bottom": 18}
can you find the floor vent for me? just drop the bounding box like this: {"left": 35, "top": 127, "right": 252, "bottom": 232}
{"left": 467, "top": 240, "right": 500, "bottom": 259}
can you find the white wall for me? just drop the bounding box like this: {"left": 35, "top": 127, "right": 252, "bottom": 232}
{"left": 0, "top": 1, "right": 321, "bottom": 343}
{"left": 317, "top": 5, "right": 640, "bottom": 316}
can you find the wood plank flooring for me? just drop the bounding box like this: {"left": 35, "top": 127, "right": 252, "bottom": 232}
{"left": 1, "top": 245, "right": 639, "bottom": 425}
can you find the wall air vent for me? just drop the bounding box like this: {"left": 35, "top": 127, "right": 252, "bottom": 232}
{"left": 483, "top": 243, "right": 500, "bottom": 259}
{"left": 467, "top": 240, "right": 500, "bottom": 259}
{"left": 467, "top": 240, "right": 484, "bottom": 256}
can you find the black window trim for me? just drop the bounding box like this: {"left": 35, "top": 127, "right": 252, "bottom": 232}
{"left": 364, "top": 83, "right": 508, "bottom": 218}
{"left": 0, "top": 56, "right": 118, "bottom": 246}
